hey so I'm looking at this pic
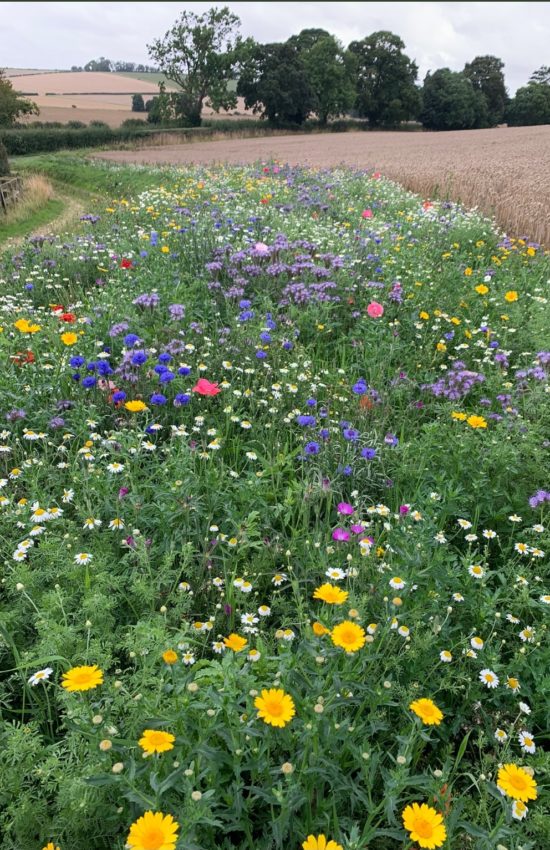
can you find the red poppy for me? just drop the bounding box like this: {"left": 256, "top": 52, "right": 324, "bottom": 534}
{"left": 192, "top": 378, "right": 221, "bottom": 396}
{"left": 11, "top": 350, "right": 35, "bottom": 366}
{"left": 120, "top": 258, "right": 133, "bottom": 269}
{"left": 60, "top": 312, "right": 76, "bottom": 323}
{"left": 260, "top": 198, "right": 270, "bottom": 205}
{"left": 50, "top": 304, "right": 64, "bottom": 313}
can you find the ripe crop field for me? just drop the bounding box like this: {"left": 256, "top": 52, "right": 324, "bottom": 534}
{"left": 0, "top": 159, "right": 549, "bottom": 850}
{"left": 98, "top": 125, "right": 550, "bottom": 246}
{"left": 5, "top": 70, "right": 251, "bottom": 127}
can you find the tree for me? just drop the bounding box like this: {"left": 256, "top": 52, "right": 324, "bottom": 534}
{"left": 420, "top": 68, "right": 485, "bottom": 130}
{"left": 349, "top": 31, "right": 421, "bottom": 127}
{"left": 84, "top": 57, "right": 112, "bottom": 72}
{"left": 463, "top": 55, "right": 508, "bottom": 126}
{"left": 506, "top": 84, "right": 550, "bottom": 126}
{"left": 132, "top": 94, "right": 145, "bottom": 112}
{"left": 147, "top": 6, "right": 241, "bottom": 127}
{"left": 529, "top": 65, "right": 550, "bottom": 85}
{"left": 287, "top": 29, "right": 356, "bottom": 124}
{"left": 237, "top": 41, "right": 314, "bottom": 126}
{"left": 0, "top": 70, "right": 39, "bottom": 127}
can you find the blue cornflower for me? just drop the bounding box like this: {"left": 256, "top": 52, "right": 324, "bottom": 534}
{"left": 112, "top": 391, "right": 127, "bottom": 402}
{"left": 159, "top": 371, "right": 175, "bottom": 383}
{"left": 174, "top": 393, "right": 191, "bottom": 406}
{"left": 352, "top": 379, "right": 368, "bottom": 395}
{"left": 81, "top": 376, "right": 97, "bottom": 388}
{"left": 131, "top": 351, "right": 148, "bottom": 366}
{"left": 343, "top": 428, "right": 359, "bottom": 442}
{"left": 361, "top": 447, "right": 377, "bottom": 460}
{"left": 256, "top": 350, "right": 267, "bottom": 359}
{"left": 150, "top": 393, "right": 167, "bottom": 405}
{"left": 297, "top": 415, "right": 316, "bottom": 427}
{"left": 178, "top": 366, "right": 191, "bottom": 376}
{"left": 158, "top": 353, "right": 172, "bottom": 363}
{"left": 124, "top": 333, "right": 141, "bottom": 347}
{"left": 260, "top": 332, "right": 271, "bottom": 343}
{"left": 304, "top": 441, "right": 320, "bottom": 455}
{"left": 306, "top": 398, "right": 317, "bottom": 407}
{"left": 69, "top": 356, "right": 85, "bottom": 368}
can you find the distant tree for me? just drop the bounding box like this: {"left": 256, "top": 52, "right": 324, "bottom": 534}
{"left": 84, "top": 57, "right": 112, "bottom": 72}
{"left": 132, "top": 94, "right": 146, "bottom": 112}
{"left": 529, "top": 65, "right": 550, "bottom": 85}
{"left": 506, "top": 83, "right": 550, "bottom": 126}
{"left": 147, "top": 6, "right": 242, "bottom": 126}
{"left": 0, "top": 70, "right": 39, "bottom": 126}
{"left": 0, "top": 139, "right": 10, "bottom": 177}
{"left": 70, "top": 65, "right": 83, "bottom": 72}
{"left": 145, "top": 94, "right": 168, "bottom": 124}
{"left": 114, "top": 61, "right": 137, "bottom": 73}
{"left": 287, "top": 29, "right": 356, "bottom": 124}
{"left": 420, "top": 68, "right": 484, "bottom": 130}
{"left": 349, "top": 31, "right": 421, "bottom": 127}
{"left": 237, "top": 41, "right": 314, "bottom": 126}
{"left": 463, "top": 55, "right": 508, "bottom": 126}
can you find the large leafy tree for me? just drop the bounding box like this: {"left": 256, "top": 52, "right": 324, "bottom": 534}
{"left": 0, "top": 70, "right": 39, "bottom": 127}
{"left": 237, "top": 41, "right": 314, "bottom": 126}
{"left": 147, "top": 6, "right": 241, "bottom": 126}
{"left": 420, "top": 68, "right": 486, "bottom": 130}
{"left": 529, "top": 65, "right": 550, "bottom": 85}
{"left": 506, "top": 83, "right": 550, "bottom": 126}
{"left": 287, "top": 29, "right": 356, "bottom": 125}
{"left": 349, "top": 31, "right": 421, "bottom": 127}
{"left": 463, "top": 55, "right": 508, "bottom": 127}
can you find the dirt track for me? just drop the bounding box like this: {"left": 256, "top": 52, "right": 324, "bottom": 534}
{"left": 97, "top": 126, "right": 550, "bottom": 244}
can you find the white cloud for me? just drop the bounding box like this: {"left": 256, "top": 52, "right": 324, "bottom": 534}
{"left": 2, "top": 1, "right": 549, "bottom": 93}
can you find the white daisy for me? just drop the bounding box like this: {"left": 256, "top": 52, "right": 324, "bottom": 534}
{"left": 468, "top": 564, "right": 484, "bottom": 579}
{"left": 518, "top": 730, "right": 536, "bottom": 753}
{"left": 28, "top": 667, "right": 53, "bottom": 686}
{"left": 440, "top": 650, "right": 452, "bottom": 663}
{"left": 74, "top": 552, "right": 93, "bottom": 564}
{"left": 479, "top": 668, "right": 499, "bottom": 688}
{"left": 512, "top": 800, "right": 528, "bottom": 821}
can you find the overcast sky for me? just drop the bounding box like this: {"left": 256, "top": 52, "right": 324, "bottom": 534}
{"left": 2, "top": 1, "right": 549, "bottom": 93}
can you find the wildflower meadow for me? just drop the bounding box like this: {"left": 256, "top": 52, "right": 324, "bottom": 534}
{"left": 0, "top": 159, "right": 548, "bottom": 850}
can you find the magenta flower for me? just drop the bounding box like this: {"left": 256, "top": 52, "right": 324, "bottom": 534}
{"left": 332, "top": 528, "right": 350, "bottom": 542}
{"left": 337, "top": 502, "right": 355, "bottom": 515}
{"left": 350, "top": 524, "right": 364, "bottom": 534}
{"left": 362, "top": 209, "right": 373, "bottom": 219}
{"left": 399, "top": 504, "right": 410, "bottom": 515}
{"left": 367, "top": 301, "right": 384, "bottom": 318}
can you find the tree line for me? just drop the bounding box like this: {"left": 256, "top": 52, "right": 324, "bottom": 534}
{"left": 143, "top": 6, "right": 550, "bottom": 130}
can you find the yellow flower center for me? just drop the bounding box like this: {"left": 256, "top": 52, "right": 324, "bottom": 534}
{"left": 141, "top": 826, "right": 165, "bottom": 850}
{"left": 73, "top": 670, "right": 93, "bottom": 685}
{"left": 340, "top": 627, "right": 357, "bottom": 645}
{"left": 509, "top": 773, "right": 527, "bottom": 791}
{"left": 265, "top": 699, "right": 283, "bottom": 717}
{"left": 413, "top": 817, "right": 434, "bottom": 839}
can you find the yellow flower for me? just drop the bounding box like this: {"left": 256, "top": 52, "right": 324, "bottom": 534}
{"left": 475, "top": 284, "right": 489, "bottom": 295}
{"left": 402, "top": 802, "right": 447, "bottom": 849}
{"left": 409, "top": 698, "right": 444, "bottom": 725}
{"left": 124, "top": 400, "right": 147, "bottom": 412}
{"left": 436, "top": 342, "right": 446, "bottom": 352}
{"left": 312, "top": 621, "right": 330, "bottom": 636}
{"left": 61, "top": 664, "right": 103, "bottom": 692}
{"left": 419, "top": 311, "right": 429, "bottom": 320}
{"left": 331, "top": 621, "right": 366, "bottom": 652}
{"left": 505, "top": 290, "right": 518, "bottom": 302}
{"left": 254, "top": 688, "right": 295, "bottom": 727}
{"left": 161, "top": 246, "right": 170, "bottom": 253}
{"left": 302, "top": 836, "right": 343, "bottom": 850}
{"left": 464, "top": 267, "right": 473, "bottom": 276}
{"left": 42, "top": 844, "right": 61, "bottom": 850}
{"left": 497, "top": 764, "right": 537, "bottom": 802}
{"left": 127, "top": 810, "right": 180, "bottom": 850}
{"left": 14, "top": 318, "right": 41, "bottom": 334}
{"left": 313, "top": 583, "right": 349, "bottom": 604}
{"left": 60, "top": 332, "right": 78, "bottom": 346}
{"left": 526, "top": 246, "right": 536, "bottom": 257}
{"left": 223, "top": 633, "right": 248, "bottom": 652}
{"left": 451, "top": 411, "right": 467, "bottom": 421}
{"left": 162, "top": 649, "right": 178, "bottom": 664}
{"left": 139, "top": 729, "right": 176, "bottom": 754}
{"left": 467, "top": 415, "right": 487, "bottom": 429}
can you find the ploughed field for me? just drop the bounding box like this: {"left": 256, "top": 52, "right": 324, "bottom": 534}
{"left": 98, "top": 125, "right": 550, "bottom": 245}
{"left": 0, "top": 159, "right": 549, "bottom": 850}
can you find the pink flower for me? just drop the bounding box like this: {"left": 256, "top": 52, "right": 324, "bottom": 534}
{"left": 337, "top": 502, "right": 355, "bottom": 515}
{"left": 367, "top": 301, "right": 384, "bottom": 318}
{"left": 193, "top": 378, "right": 221, "bottom": 396}
{"left": 399, "top": 504, "right": 410, "bottom": 515}
{"left": 350, "top": 524, "right": 365, "bottom": 534}
{"left": 372, "top": 171, "right": 381, "bottom": 179}
{"left": 332, "top": 528, "right": 350, "bottom": 542}
{"left": 361, "top": 209, "right": 373, "bottom": 219}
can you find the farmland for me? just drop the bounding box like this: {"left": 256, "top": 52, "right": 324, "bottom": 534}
{"left": 4, "top": 69, "right": 251, "bottom": 127}
{"left": 0, "top": 154, "right": 548, "bottom": 850}
{"left": 97, "top": 124, "right": 550, "bottom": 246}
